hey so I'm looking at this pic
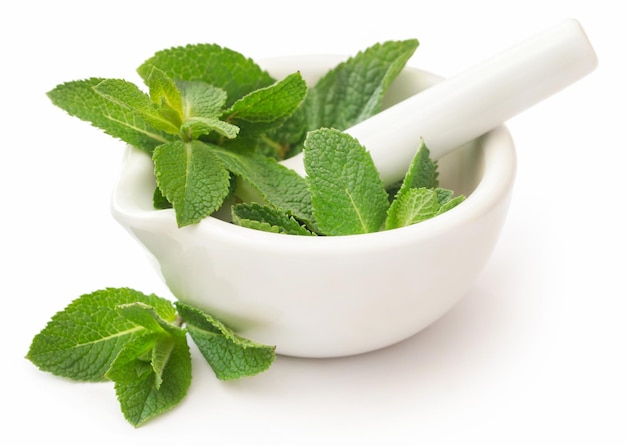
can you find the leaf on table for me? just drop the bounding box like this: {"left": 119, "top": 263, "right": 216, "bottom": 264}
{"left": 175, "top": 302, "right": 275, "bottom": 381}
{"left": 106, "top": 328, "right": 191, "bottom": 427}
{"left": 26, "top": 288, "right": 176, "bottom": 382}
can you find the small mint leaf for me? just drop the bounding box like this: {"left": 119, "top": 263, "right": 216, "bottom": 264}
{"left": 435, "top": 187, "right": 454, "bottom": 205}
{"left": 180, "top": 116, "right": 239, "bottom": 141}
{"left": 385, "top": 187, "right": 440, "bottom": 230}
{"left": 232, "top": 202, "right": 315, "bottom": 236}
{"left": 400, "top": 140, "right": 439, "bottom": 191}
{"left": 47, "top": 78, "right": 174, "bottom": 154}
{"left": 93, "top": 79, "right": 181, "bottom": 135}
{"left": 145, "top": 67, "right": 183, "bottom": 127}
{"left": 137, "top": 44, "right": 275, "bottom": 108}
{"left": 304, "top": 128, "right": 389, "bottom": 235}
{"left": 153, "top": 140, "right": 232, "bottom": 226}
{"left": 107, "top": 328, "right": 190, "bottom": 427}
{"left": 26, "top": 288, "right": 176, "bottom": 382}
{"left": 437, "top": 194, "right": 465, "bottom": 215}
{"left": 175, "top": 302, "right": 275, "bottom": 381}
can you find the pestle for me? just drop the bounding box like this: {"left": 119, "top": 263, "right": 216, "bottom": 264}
{"left": 280, "top": 18, "right": 598, "bottom": 187}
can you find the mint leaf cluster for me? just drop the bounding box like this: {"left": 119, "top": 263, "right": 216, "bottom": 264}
{"left": 26, "top": 288, "right": 275, "bottom": 427}
{"left": 236, "top": 130, "right": 465, "bottom": 236}
{"left": 48, "top": 41, "right": 419, "bottom": 228}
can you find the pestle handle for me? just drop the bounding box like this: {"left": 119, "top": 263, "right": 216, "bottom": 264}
{"left": 280, "top": 18, "right": 598, "bottom": 187}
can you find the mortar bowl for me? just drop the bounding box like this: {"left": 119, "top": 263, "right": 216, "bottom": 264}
{"left": 111, "top": 56, "right": 516, "bottom": 358}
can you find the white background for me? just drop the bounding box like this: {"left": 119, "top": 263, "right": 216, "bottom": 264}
{"left": 3, "top": 1, "right": 624, "bottom": 444}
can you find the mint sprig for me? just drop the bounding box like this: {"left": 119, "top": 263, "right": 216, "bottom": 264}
{"left": 26, "top": 288, "right": 275, "bottom": 427}
{"left": 48, "top": 40, "right": 420, "bottom": 228}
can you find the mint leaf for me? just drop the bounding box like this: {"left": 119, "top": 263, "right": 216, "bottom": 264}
{"left": 153, "top": 140, "right": 232, "bottom": 226}
{"left": 180, "top": 116, "right": 239, "bottom": 141}
{"left": 283, "top": 39, "right": 419, "bottom": 156}
{"left": 213, "top": 147, "right": 314, "bottom": 224}
{"left": 106, "top": 328, "right": 191, "bottom": 427}
{"left": 137, "top": 44, "right": 275, "bottom": 108}
{"left": 437, "top": 194, "right": 465, "bottom": 214}
{"left": 145, "top": 66, "right": 184, "bottom": 127}
{"left": 175, "top": 302, "right": 275, "bottom": 381}
{"left": 26, "top": 288, "right": 176, "bottom": 382}
{"left": 384, "top": 187, "right": 440, "bottom": 229}
{"left": 47, "top": 78, "right": 174, "bottom": 154}
{"left": 223, "top": 72, "right": 307, "bottom": 133}
{"left": 177, "top": 80, "right": 227, "bottom": 118}
{"left": 304, "top": 128, "right": 389, "bottom": 235}
{"left": 400, "top": 140, "right": 439, "bottom": 190}
{"left": 93, "top": 79, "right": 180, "bottom": 135}
{"left": 232, "top": 202, "right": 315, "bottom": 236}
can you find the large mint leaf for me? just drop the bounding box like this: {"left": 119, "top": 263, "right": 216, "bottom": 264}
{"left": 47, "top": 78, "right": 174, "bottom": 154}
{"left": 281, "top": 39, "right": 419, "bottom": 156}
{"left": 175, "top": 302, "right": 275, "bottom": 381}
{"left": 93, "top": 79, "right": 181, "bottom": 134}
{"left": 304, "top": 128, "right": 389, "bottom": 235}
{"left": 106, "top": 328, "right": 190, "bottom": 427}
{"left": 26, "top": 288, "right": 176, "bottom": 382}
{"left": 212, "top": 147, "right": 313, "bottom": 224}
{"left": 137, "top": 44, "right": 275, "bottom": 107}
{"left": 232, "top": 202, "right": 315, "bottom": 236}
{"left": 153, "top": 140, "right": 232, "bottom": 227}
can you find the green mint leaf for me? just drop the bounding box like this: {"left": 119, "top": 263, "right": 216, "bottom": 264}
{"left": 304, "top": 128, "right": 389, "bottom": 235}
{"left": 26, "top": 288, "right": 176, "bottom": 382}
{"left": 177, "top": 80, "right": 227, "bottom": 119}
{"left": 106, "top": 328, "right": 191, "bottom": 427}
{"left": 145, "top": 67, "right": 184, "bottom": 128}
{"left": 47, "top": 78, "right": 174, "bottom": 154}
{"left": 293, "top": 39, "right": 419, "bottom": 140}
{"left": 117, "top": 301, "right": 179, "bottom": 334}
{"left": 213, "top": 147, "right": 314, "bottom": 224}
{"left": 180, "top": 116, "right": 239, "bottom": 141}
{"left": 384, "top": 187, "right": 441, "bottom": 230}
{"left": 232, "top": 202, "right": 315, "bottom": 236}
{"left": 401, "top": 140, "right": 439, "bottom": 190}
{"left": 153, "top": 140, "right": 232, "bottom": 227}
{"left": 137, "top": 44, "right": 275, "bottom": 108}
{"left": 93, "top": 79, "right": 180, "bottom": 135}
{"left": 435, "top": 187, "right": 454, "bottom": 205}
{"left": 223, "top": 72, "right": 307, "bottom": 133}
{"left": 175, "top": 81, "right": 238, "bottom": 140}
{"left": 175, "top": 302, "right": 275, "bottom": 381}
{"left": 437, "top": 194, "right": 466, "bottom": 215}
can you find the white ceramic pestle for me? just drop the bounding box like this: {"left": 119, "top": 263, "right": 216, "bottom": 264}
{"left": 280, "top": 18, "right": 598, "bottom": 187}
